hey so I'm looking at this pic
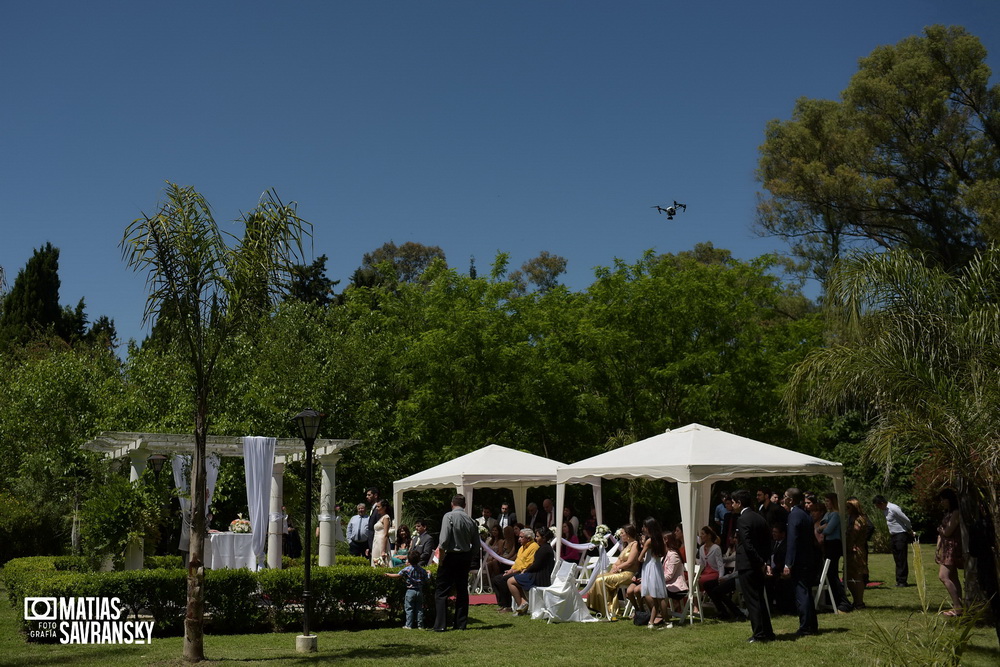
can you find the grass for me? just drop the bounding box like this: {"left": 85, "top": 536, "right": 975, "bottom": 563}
{"left": 0, "top": 554, "right": 996, "bottom": 666}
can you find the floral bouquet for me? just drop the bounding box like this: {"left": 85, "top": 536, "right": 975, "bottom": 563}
{"left": 590, "top": 523, "right": 611, "bottom": 546}
{"left": 478, "top": 524, "right": 489, "bottom": 538}
{"left": 229, "top": 514, "right": 251, "bottom": 534}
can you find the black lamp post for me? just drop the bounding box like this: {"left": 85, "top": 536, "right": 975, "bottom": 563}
{"left": 293, "top": 409, "right": 325, "bottom": 646}
{"left": 146, "top": 453, "right": 169, "bottom": 482}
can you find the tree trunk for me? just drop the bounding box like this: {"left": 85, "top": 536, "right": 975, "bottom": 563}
{"left": 184, "top": 407, "right": 208, "bottom": 662}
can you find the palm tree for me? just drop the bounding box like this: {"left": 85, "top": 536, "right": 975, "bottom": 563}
{"left": 122, "top": 183, "right": 309, "bottom": 662}
{"left": 786, "top": 248, "right": 1000, "bottom": 643}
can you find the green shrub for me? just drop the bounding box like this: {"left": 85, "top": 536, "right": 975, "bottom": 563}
{"left": 205, "top": 568, "right": 265, "bottom": 633}
{"left": 52, "top": 556, "right": 91, "bottom": 572}
{"left": 257, "top": 567, "right": 303, "bottom": 631}
{"left": 144, "top": 555, "right": 183, "bottom": 569}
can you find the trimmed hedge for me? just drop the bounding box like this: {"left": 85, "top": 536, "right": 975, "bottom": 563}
{"left": 2, "top": 556, "right": 435, "bottom": 638}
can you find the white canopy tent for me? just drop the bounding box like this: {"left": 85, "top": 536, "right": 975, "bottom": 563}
{"left": 393, "top": 444, "right": 599, "bottom": 525}
{"left": 554, "top": 423, "right": 845, "bottom": 612}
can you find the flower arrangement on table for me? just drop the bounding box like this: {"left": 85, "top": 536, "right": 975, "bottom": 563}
{"left": 229, "top": 514, "right": 251, "bottom": 533}
{"left": 590, "top": 523, "right": 611, "bottom": 545}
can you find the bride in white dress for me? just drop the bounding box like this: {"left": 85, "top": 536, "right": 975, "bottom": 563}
{"left": 371, "top": 500, "right": 391, "bottom": 566}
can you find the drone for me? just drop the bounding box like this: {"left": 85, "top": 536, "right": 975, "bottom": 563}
{"left": 651, "top": 201, "right": 687, "bottom": 220}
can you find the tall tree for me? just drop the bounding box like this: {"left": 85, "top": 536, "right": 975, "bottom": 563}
{"left": 360, "top": 241, "right": 446, "bottom": 283}
{"left": 121, "top": 183, "right": 308, "bottom": 662}
{"left": 0, "top": 242, "right": 63, "bottom": 347}
{"left": 287, "top": 254, "right": 338, "bottom": 306}
{"left": 757, "top": 25, "right": 1000, "bottom": 281}
{"left": 508, "top": 251, "right": 568, "bottom": 293}
{"left": 786, "top": 248, "right": 1000, "bottom": 642}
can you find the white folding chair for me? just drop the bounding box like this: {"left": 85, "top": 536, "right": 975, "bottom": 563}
{"left": 813, "top": 558, "right": 837, "bottom": 611}
{"left": 530, "top": 561, "right": 598, "bottom": 623}
{"left": 672, "top": 561, "right": 704, "bottom": 624}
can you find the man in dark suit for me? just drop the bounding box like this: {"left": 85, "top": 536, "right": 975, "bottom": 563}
{"left": 733, "top": 489, "right": 775, "bottom": 643}
{"left": 411, "top": 518, "right": 437, "bottom": 566}
{"left": 766, "top": 523, "right": 792, "bottom": 614}
{"left": 365, "top": 487, "right": 380, "bottom": 558}
{"left": 783, "top": 487, "right": 819, "bottom": 636}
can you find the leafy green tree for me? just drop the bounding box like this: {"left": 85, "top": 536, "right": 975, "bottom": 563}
{"left": 288, "top": 254, "right": 338, "bottom": 306}
{"left": 359, "top": 241, "right": 447, "bottom": 284}
{"left": 508, "top": 251, "right": 568, "bottom": 293}
{"left": 786, "top": 248, "right": 1000, "bottom": 640}
{"left": 757, "top": 25, "right": 1000, "bottom": 281}
{"left": 121, "top": 183, "right": 308, "bottom": 662}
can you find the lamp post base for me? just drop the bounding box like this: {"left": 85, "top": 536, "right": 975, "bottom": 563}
{"left": 296, "top": 635, "right": 318, "bottom": 653}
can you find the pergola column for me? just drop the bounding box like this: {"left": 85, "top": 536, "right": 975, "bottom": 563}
{"left": 125, "top": 450, "right": 148, "bottom": 570}
{"left": 318, "top": 454, "right": 341, "bottom": 566}
{"left": 267, "top": 462, "right": 285, "bottom": 570}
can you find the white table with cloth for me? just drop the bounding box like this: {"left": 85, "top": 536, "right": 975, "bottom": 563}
{"left": 205, "top": 532, "right": 256, "bottom": 570}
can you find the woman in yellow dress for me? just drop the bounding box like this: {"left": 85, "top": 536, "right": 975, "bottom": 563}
{"left": 586, "top": 524, "right": 641, "bottom": 619}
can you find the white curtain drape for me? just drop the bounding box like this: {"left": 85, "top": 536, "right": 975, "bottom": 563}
{"left": 243, "top": 436, "right": 276, "bottom": 571}
{"left": 172, "top": 455, "right": 191, "bottom": 553}
{"left": 206, "top": 453, "right": 221, "bottom": 514}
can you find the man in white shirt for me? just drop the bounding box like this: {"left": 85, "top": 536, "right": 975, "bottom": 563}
{"left": 346, "top": 503, "right": 368, "bottom": 557}
{"left": 497, "top": 503, "right": 516, "bottom": 530}
{"left": 476, "top": 507, "right": 498, "bottom": 531}
{"left": 873, "top": 495, "right": 914, "bottom": 586}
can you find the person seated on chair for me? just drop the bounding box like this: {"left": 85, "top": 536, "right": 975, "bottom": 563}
{"left": 492, "top": 528, "right": 538, "bottom": 612}
{"left": 698, "top": 525, "right": 745, "bottom": 622}
{"left": 487, "top": 525, "right": 519, "bottom": 580}
{"left": 586, "top": 524, "right": 641, "bottom": 619}
{"left": 663, "top": 532, "right": 689, "bottom": 614}
{"left": 509, "top": 527, "right": 556, "bottom": 614}
{"left": 560, "top": 522, "right": 581, "bottom": 561}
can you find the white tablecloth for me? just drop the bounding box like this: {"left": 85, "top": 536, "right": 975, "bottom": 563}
{"left": 205, "top": 532, "right": 255, "bottom": 570}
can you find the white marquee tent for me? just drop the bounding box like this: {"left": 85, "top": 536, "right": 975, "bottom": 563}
{"left": 393, "top": 444, "right": 598, "bottom": 523}
{"left": 554, "top": 423, "right": 846, "bottom": 604}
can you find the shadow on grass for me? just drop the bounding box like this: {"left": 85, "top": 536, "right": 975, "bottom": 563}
{"left": 335, "top": 642, "right": 449, "bottom": 661}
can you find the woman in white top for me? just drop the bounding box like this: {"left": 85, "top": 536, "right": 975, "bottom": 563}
{"left": 370, "top": 499, "right": 391, "bottom": 566}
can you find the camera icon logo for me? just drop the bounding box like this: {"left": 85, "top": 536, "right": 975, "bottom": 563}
{"left": 24, "top": 597, "right": 58, "bottom": 621}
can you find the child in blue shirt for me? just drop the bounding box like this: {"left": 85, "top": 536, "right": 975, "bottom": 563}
{"left": 384, "top": 551, "right": 429, "bottom": 629}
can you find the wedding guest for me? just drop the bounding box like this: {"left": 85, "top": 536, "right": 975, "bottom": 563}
{"left": 542, "top": 498, "right": 556, "bottom": 528}
{"left": 663, "top": 532, "right": 689, "bottom": 614}
{"left": 487, "top": 524, "right": 503, "bottom": 550}
{"left": 487, "top": 525, "right": 518, "bottom": 579}
{"left": 563, "top": 505, "right": 580, "bottom": 537}
{"left": 936, "top": 489, "right": 964, "bottom": 616}
{"left": 587, "top": 524, "right": 640, "bottom": 619}
{"left": 493, "top": 528, "right": 538, "bottom": 612}
{"left": 805, "top": 494, "right": 827, "bottom": 551}
{"left": 509, "top": 527, "right": 556, "bottom": 614}
{"left": 873, "top": 494, "right": 913, "bottom": 587}
{"left": 783, "top": 488, "right": 819, "bottom": 637}
{"left": 347, "top": 503, "right": 368, "bottom": 557}
{"left": 370, "top": 499, "right": 392, "bottom": 567}
{"left": 391, "top": 524, "right": 412, "bottom": 567}
{"left": 561, "top": 522, "right": 581, "bottom": 561}
{"left": 497, "top": 502, "right": 517, "bottom": 530}
{"left": 434, "top": 494, "right": 480, "bottom": 632}
{"left": 477, "top": 507, "right": 498, "bottom": 531}
{"left": 734, "top": 489, "right": 775, "bottom": 643}
{"left": 765, "top": 523, "right": 792, "bottom": 614}
{"left": 384, "top": 551, "right": 429, "bottom": 629}
{"left": 524, "top": 502, "right": 541, "bottom": 530}
{"left": 757, "top": 487, "right": 788, "bottom": 529}
{"left": 844, "top": 497, "right": 870, "bottom": 609}
{"left": 582, "top": 507, "right": 598, "bottom": 542}
{"left": 721, "top": 496, "right": 738, "bottom": 551}
{"left": 820, "top": 493, "right": 852, "bottom": 612}
{"left": 698, "top": 525, "right": 744, "bottom": 622}
{"left": 713, "top": 491, "right": 729, "bottom": 533}
{"left": 364, "top": 487, "right": 381, "bottom": 558}
{"left": 673, "top": 524, "right": 687, "bottom": 564}
{"left": 410, "top": 519, "right": 437, "bottom": 567}
{"left": 638, "top": 517, "right": 669, "bottom": 628}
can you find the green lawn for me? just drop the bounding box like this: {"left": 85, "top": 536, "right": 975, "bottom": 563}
{"left": 1, "top": 553, "right": 996, "bottom": 666}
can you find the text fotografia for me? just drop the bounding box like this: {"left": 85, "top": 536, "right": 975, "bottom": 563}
{"left": 24, "top": 597, "right": 154, "bottom": 645}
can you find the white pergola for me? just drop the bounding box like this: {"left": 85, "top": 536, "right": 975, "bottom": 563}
{"left": 83, "top": 431, "right": 360, "bottom": 570}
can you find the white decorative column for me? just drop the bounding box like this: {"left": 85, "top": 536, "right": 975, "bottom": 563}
{"left": 318, "top": 454, "right": 340, "bottom": 566}
{"left": 125, "top": 450, "right": 148, "bottom": 570}
{"left": 267, "top": 461, "right": 285, "bottom": 570}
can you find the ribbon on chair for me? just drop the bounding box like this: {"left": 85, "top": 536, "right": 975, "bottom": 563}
{"left": 560, "top": 538, "right": 593, "bottom": 553}
{"left": 578, "top": 544, "right": 610, "bottom": 597}
{"left": 480, "top": 539, "right": 515, "bottom": 566}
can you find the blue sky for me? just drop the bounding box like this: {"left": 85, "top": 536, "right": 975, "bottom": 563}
{"left": 2, "top": 1, "right": 998, "bottom": 347}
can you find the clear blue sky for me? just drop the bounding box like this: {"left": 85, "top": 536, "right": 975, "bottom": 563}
{"left": 2, "top": 1, "right": 998, "bottom": 346}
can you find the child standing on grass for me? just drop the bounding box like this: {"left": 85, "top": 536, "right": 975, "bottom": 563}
{"left": 384, "top": 550, "right": 429, "bottom": 629}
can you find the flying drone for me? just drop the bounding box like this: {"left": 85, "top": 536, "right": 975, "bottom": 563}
{"left": 651, "top": 201, "right": 687, "bottom": 220}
